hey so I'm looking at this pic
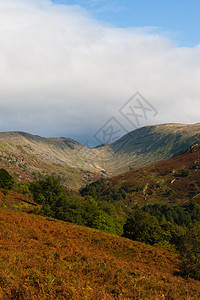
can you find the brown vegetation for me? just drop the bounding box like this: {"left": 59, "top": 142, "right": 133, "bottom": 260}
{"left": 99, "top": 143, "right": 200, "bottom": 207}
{"left": 0, "top": 205, "right": 200, "bottom": 299}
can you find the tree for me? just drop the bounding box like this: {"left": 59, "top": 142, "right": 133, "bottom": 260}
{"left": 0, "top": 168, "right": 14, "bottom": 189}
{"left": 178, "top": 223, "right": 200, "bottom": 280}
{"left": 30, "top": 176, "right": 64, "bottom": 205}
{"left": 123, "top": 209, "right": 166, "bottom": 245}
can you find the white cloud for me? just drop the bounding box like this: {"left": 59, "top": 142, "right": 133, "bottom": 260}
{"left": 0, "top": 0, "right": 200, "bottom": 145}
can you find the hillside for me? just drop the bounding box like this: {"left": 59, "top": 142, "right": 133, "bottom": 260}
{"left": 0, "top": 131, "right": 103, "bottom": 189}
{"left": 1, "top": 123, "right": 200, "bottom": 188}
{"left": 81, "top": 140, "right": 200, "bottom": 207}
{"left": 102, "top": 123, "right": 200, "bottom": 174}
{"left": 0, "top": 203, "right": 200, "bottom": 299}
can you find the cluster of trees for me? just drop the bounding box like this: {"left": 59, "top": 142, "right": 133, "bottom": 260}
{"left": 80, "top": 180, "right": 128, "bottom": 202}
{"left": 80, "top": 179, "right": 105, "bottom": 200}
{"left": 80, "top": 180, "right": 143, "bottom": 202}
{"left": 123, "top": 203, "right": 200, "bottom": 280}
{"left": 141, "top": 202, "right": 200, "bottom": 228}
{"left": 177, "top": 223, "right": 200, "bottom": 279}
{"left": 123, "top": 210, "right": 168, "bottom": 245}
{"left": 123, "top": 202, "right": 200, "bottom": 245}
{"left": 29, "top": 176, "right": 124, "bottom": 235}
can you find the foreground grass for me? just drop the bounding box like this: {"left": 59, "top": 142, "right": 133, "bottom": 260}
{"left": 0, "top": 207, "right": 200, "bottom": 299}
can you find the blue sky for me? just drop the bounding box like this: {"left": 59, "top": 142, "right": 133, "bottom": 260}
{"left": 52, "top": 0, "right": 200, "bottom": 47}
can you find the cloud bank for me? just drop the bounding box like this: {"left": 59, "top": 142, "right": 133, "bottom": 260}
{"left": 0, "top": 0, "right": 200, "bottom": 145}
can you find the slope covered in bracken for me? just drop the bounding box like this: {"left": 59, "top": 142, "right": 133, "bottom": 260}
{"left": 88, "top": 142, "right": 200, "bottom": 207}
{"left": 0, "top": 205, "right": 200, "bottom": 299}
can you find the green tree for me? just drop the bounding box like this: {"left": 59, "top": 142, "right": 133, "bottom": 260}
{"left": 178, "top": 223, "right": 200, "bottom": 280}
{"left": 123, "top": 210, "right": 167, "bottom": 245}
{"left": 0, "top": 168, "right": 14, "bottom": 189}
{"left": 30, "top": 176, "right": 64, "bottom": 205}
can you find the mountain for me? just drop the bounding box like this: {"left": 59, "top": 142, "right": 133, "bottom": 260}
{"left": 0, "top": 198, "right": 199, "bottom": 299}
{"left": 0, "top": 131, "right": 103, "bottom": 188}
{"left": 100, "top": 123, "right": 200, "bottom": 174}
{"left": 82, "top": 140, "right": 200, "bottom": 207}
{"left": 1, "top": 123, "right": 200, "bottom": 188}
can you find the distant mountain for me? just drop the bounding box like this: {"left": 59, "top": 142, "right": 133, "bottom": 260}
{"left": 0, "top": 131, "right": 103, "bottom": 188}
{"left": 1, "top": 123, "right": 200, "bottom": 188}
{"left": 101, "top": 123, "right": 200, "bottom": 174}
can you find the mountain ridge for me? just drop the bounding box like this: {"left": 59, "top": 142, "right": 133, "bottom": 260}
{"left": 1, "top": 122, "right": 200, "bottom": 188}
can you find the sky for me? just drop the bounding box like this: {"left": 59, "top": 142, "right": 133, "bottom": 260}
{"left": 0, "top": 0, "right": 200, "bottom": 146}
{"left": 53, "top": 0, "right": 200, "bottom": 47}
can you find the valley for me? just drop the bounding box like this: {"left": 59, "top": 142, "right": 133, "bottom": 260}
{"left": 1, "top": 123, "right": 200, "bottom": 189}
